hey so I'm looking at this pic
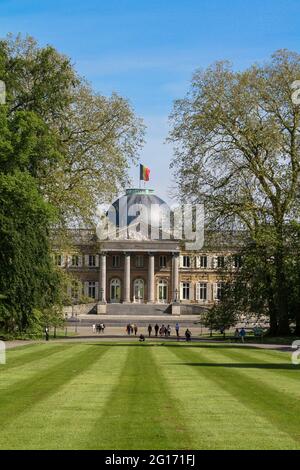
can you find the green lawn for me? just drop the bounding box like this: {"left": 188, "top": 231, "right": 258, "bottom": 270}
{"left": 1, "top": 341, "right": 300, "bottom": 449}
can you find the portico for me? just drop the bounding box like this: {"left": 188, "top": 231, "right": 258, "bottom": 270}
{"left": 98, "top": 240, "right": 180, "bottom": 304}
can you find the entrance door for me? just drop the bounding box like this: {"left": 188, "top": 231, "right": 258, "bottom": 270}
{"left": 158, "top": 279, "right": 168, "bottom": 303}
{"left": 134, "top": 278, "right": 144, "bottom": 303}
{"left": 110, "top": 278, "right": 121, "bottom": 303}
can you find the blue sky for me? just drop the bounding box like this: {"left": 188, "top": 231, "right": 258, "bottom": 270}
{"left": 1, "top": 0, "right": 300, "bottom": 202}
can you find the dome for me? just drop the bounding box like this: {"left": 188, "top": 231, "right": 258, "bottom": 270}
{"left": 107, "top": 188, "right": 172, "bottom": 240}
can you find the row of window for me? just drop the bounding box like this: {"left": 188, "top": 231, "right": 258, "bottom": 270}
{"left": 70, "top": 280, "right": 97, "bottom": 299}
{"left": 71, "top": 280, "right": 223, "bottom": 302}
{"left": 113, "top": 255, "right": 168, "bottom": 268}
{"left": 55, "top": 253, "right": 241, "bottom": 270}
{"left": 181, "top": 255, "right": 241, "bottom": 269}
{"left": 181, "top": 282, "right": 223, "bottom": 301}
{"left": 55, "top": 254, "right": 168, "bottom": 268}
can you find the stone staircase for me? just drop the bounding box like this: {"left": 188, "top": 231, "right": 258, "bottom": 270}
{"left": 106, "top": 303, "right": 172, "bottom": 315}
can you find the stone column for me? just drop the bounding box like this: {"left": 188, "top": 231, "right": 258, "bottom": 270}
{"left": 172, "top": 253, "right": 179, "bottom": 302}
{"left": 99, "top": 253, "right": 107, "bottom": 302}
{"left": 148, "top": 253, "right": 155, "bottom": 303}
{"left": 124, "top": 253, "right": 131, "bottom": 303}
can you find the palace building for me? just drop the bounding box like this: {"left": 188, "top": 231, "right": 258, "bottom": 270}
{"left": 53, "top": 188, "right": 242, "bottom": 315}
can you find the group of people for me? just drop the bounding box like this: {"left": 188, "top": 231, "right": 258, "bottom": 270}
{"left": 126, "top": 322, "right": 192, "bottom": 342}
{"left": 126, "top": 322, "right": 180, "bottom": 337}
{"left": 91, "top": 321, "right": 192, "bottom": 341}
{"left": 92, "top": 323, "right": 105, "bottom": 334}
{"left": 126, "top": 323, "right": 138, "bottom": 335}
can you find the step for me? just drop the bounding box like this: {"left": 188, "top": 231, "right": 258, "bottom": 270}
{"left": 106, "top": 303, "right": 172, "bottom": 315}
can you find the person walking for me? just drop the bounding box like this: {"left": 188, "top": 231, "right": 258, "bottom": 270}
{"left": 45, "top": 327, "right": 49, "bottom": 341}
{"left": 92, "top": 324, "right": 96, "bottom": 334}
{"left": 234, "top": 328, "right": 239, "bottom": 342}
{"left": 167, "top": 325, "right": 171, "bottom": 337}
{"left": 134, "top": 324, "right": 138, "bottom": 336}
{"left": 160, "top": 324, "right": 165, "bottom": 337}
{"left": 154, "top": 323, "right": 159, "bottom": 337}
{"left": 175, "top": 322, "right": 180, "bottom": 339}
{"left": 148, "top": 324, "right": 152, "bottom": 337}
{"left": 239, "top": 327, "right": 246, "bottom": 343}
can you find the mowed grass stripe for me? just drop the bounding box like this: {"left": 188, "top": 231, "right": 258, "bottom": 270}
{"left": 192, "top": 346, "right": 300, "bottom": 441}
{"left": 0, "top": 343, "right": 109, "bottom": 432}
{"left": 2, "top": 342, "right": 299, "bottom": 450}
{"left": 167, "top": 344, "right": 300, "bottom": 448}
{"left": 87, "top": 344, "right": 193, "bottom": 450}
{"left": 156, "top": 344, "right": 293, "bottom": 449}
{"left": 0, "top": 343, "right": 82, "bottom": 391}
{"left": 1, "top": 344, "right": 127, "bottom": 450}
{"left": 217, "top": 347, "right": 300, "bottom": 393}
{"left": 190, "top": 346, "right": 300, "bottom": 400}
{"left": 2, "top": 342, "right": 74, "bottom": 372}
{"left": 220, "top": 345, "right": 297, "bottom": 369}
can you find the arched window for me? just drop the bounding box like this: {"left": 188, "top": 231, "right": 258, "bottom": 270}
{"left": 133, "top": 278, "right": 144, "bottom": 303}
{"left": 110, "top": 278, "right": 121, "bottom": 303}
{"left": 158, "top": 279, "right": 168, "bottom": 303}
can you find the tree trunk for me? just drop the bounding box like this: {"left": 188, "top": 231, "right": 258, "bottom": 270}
{"left": 267, "top": 290, "right": 278, "bottom": 336}
{"left": 294, "top": 307, "right": 300, "bottom": 336}
{"left": 269, "top": 311, "right": 278, "bottom": 336}
{"left": 274, "top": 244, "right": 290, "bottom": 336}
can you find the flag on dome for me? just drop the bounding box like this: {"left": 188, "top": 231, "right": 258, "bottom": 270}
{"left": 140, "top": 164, "right": 150, "bottom": 181}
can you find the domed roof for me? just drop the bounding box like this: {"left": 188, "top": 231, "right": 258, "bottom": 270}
{"left": 107, "top": 188, "right": 172, "bottom": 240}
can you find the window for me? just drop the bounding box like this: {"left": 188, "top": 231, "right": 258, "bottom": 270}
{"left": 182, "top": 256, "right": 190, "bottom": 268}
{"left": 71, "top": 255, "right": 79, "bottom": 267}
{"left": 55, "top": 254, "right": 62, "bottom": 266}
{"left": 158, "top": 279, "right": 168, "bottom": 302}
{"left": 234, "top": 255, "right": 242, "bottom": 268}
{"left": 196, "top": 282, "right": 207, "bottom": 301}
{"left": 134, "top": 278, "right": 144, "bottom": 302}
{"left": 200, "top": 255, "right": 207, "bottom": 268}
{"left": 112, "top": 255, "right": 120, "bottom": 268}
{"left": 136, "top": 255, "right": 144, "bottom": 268}
{"left": 89, "top": 255, "right": 96, "bottom": 267}
{"left": 88, "top": 281, "right": 96, "bottom": 298}
{"left": 159, "top": 255, "right": 167, "bottom": 268}
{"left": 110, "top": 278, "right": 121, "bottom": 302}
{"left": 181, "top": 282, "right": 190, "bottom": 300}
{"left": 217, "top": 256, "right": 225, "bottom": 268}
{"left": 217, "top": 282, "right": 224, "bottom": 300}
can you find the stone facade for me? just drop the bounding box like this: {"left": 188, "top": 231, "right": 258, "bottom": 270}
{"left": 52, "top": 188, "right": 243, "bottom": 313}
{"left": 54, "top": 231, "right": 241, "bottom": 310}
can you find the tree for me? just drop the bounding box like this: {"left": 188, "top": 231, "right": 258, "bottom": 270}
{"left": 44, "top": 84, "right": 144, "bottom": 224}
{"left": 40, "top": 305, "right": 65, "bottom": 338}
{"left": 215, "top": 237, "right": 278, "bottom": 333}
{"left": 285, "top": 222, "right": 300, "bottom": 335}
{"left": 0, "top": 34, "right": 145, "bottom": 334}
{"left": 0, "top": 172, "right": 61, "bottom": 333}
{"left": 0, "top": 34, "right": 145, "bottom": 226}
{"left": 169, "top": 50, "right": 300, "bottom": 335}
{"left": 202, "top": 302, "right": 238, "bottom": 338}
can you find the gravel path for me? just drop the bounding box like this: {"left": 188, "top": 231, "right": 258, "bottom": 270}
{"left": 3, "top": 333, "right": 293, "bottom": 352}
